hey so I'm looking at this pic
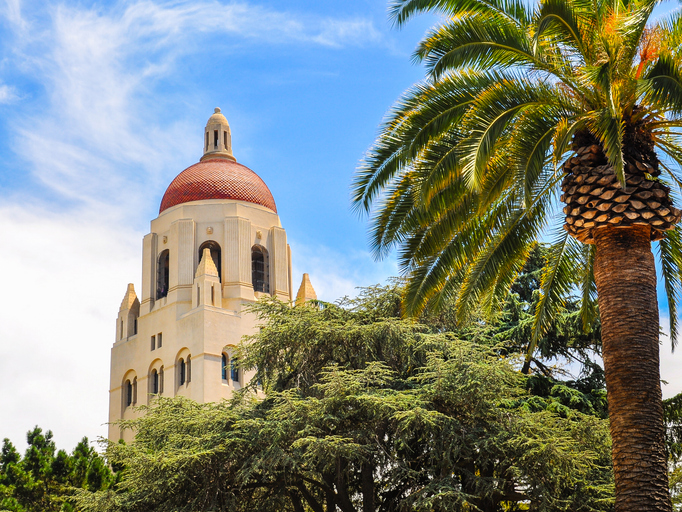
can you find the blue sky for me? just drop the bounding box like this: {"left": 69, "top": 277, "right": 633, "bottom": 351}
{"left": 0, "top": 0, "right": 680, "bottom": 451}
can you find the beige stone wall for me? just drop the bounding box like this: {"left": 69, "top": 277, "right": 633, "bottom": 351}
{"left": 109, "top": 198, "right": 291, "bottom": 442}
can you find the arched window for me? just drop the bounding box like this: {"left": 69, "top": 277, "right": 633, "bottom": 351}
{"left": 251, "top": 246, "right": 269, "bottom": 293}
{"left": 151, "top": 369, "right": 159, "bottom": 394}
{"left": 198, "top": 241, "right": 221, "bottom": 280}
{"left": 179, "top": 358, "right": 186, "bottom": 386}
{"left": 132, "top": 377, "right": 138, "bottom": 405}
{"left": 221, "top": 353, "right": 228, "bottom": 381}
{"left": 159, "top": 366, "right": 164, "bottom": 394}
{"left": 125, "top": 380, "right": 133, "bottom": 407}
{"left": 187, "top": 355, "right": 192, "bottom": 383}
{"left": 157, "top": 250, "right": 170, "bottom": 299}
{"left": 231, "top": 357, "right": 239, "bottom": 383}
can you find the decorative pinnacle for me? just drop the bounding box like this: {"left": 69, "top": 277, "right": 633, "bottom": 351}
{"left": 196, "top": 248, "right": 219, "bottom": 278}
{"left": 119, "top": 283, "right": 139, "bottom": 312}
{"left": 296, "top": 273, "right": 317, "bottom": 306}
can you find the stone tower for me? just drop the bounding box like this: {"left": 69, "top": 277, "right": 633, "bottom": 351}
{"left": 109, "top": 108, "right": 303, "bottom": 441}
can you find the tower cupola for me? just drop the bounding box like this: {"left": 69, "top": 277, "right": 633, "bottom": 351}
{"left": 201, "top": 107, "right": 235, "bottom": 162}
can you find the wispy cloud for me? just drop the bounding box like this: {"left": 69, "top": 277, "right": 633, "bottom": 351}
{"left": 0, "top": 0, "right": 26, "bottom": 30}
{"left": 290, "top": 241, "right": 398, "bottom": 302}
{"left": 1, "top": 0, "right": 385, "bottom": 216}
{"left": 0, "top": 83, "right": 17, "bottom": 103}
{"left": 312, "top": 18, "right": 383, "bottom": 47}
{"left": 112, "top": 1, "right": 385, "bottom": 48}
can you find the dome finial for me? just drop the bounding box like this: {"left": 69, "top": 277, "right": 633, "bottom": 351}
{"left": 201, "top": 107, "right": 236, "bottom": 162}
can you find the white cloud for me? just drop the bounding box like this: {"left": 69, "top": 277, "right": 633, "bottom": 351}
{"left": 0, "top": 203, "right": 141, "bottom": 451}
{"left": 659, "top": 315, "right": 682, "bottom": 399}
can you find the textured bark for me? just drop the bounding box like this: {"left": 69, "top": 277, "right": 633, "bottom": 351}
{"left": 295, "top": 482, "right": 325, "bottom": 512}
{"left": 361, "top": 462, "right": 375, "bottom": 512}
{"left": 288, "top": 489, "right": 307, "bottom": 512}
{"left": 335, "top": 459, "right": 355, "bottom": 512}
{"left": 593, "top": 225, "right": 671, "bottom": 511}
{"left": 323, "top": 473, "right": 337, "bottom": 512}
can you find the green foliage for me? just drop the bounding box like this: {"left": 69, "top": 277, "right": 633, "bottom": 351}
{"left": 672, "top": 462, "right": 682, "bottom": 511}
{"left": 666, "top": 392, "right": 682, "bottom": 463}
{"left": 76, "top": 286, "right": 614, "bottom": 512}
{"left": 0, "top": 428, "right": 116, "bottom": 512}
{"left": 666, "top": 392, "right": 682, "bottom": 510}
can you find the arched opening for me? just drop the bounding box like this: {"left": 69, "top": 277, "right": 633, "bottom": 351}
{"left": 122, "top": 371, "right": 138, "bottom": 413}
{"left": 179, "top": 358, "right": 186, "bottom": 386}
{"left": 231, "top": 357, "right": 239, "bottom": 383}
{"left": 221, "top": 353, "right": 228, "bottom": 381}
{"left": 157, "top": 250, "right": 170, "bottom": 299}
{"left": 198, "top": 241, "right": 221, "bottom": 280}
{"left": 251, "top": 246, "right": 269, "bottom": 293}
{"left": 125, "top": 379, "right": 133, "bottom": 407}
{"left": 151, "top": 369, "right": 159, "bottom": 394}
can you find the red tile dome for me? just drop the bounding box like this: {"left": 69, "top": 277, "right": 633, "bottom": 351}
{"left": 159, "top": 157, "right": 277, "bottom": 213}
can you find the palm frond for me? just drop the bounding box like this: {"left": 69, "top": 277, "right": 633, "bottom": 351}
{"left": 389, "top": 0, "right": 530, "bottom": 27}
{"left": 353, "top": 71, "right": 506, "bottom": 213}
{"left": 507, "top": 108, "right": 561, "bottom": 207}
{"left": 414, "top": 13, "right": 536, "bottom": 77}
{"left": 577, "top": 242, "right": 598, "bottom": 332}
{"left": 531, "top": 226, "right": 582, "bottom": 350}
{"left": 658, "top": 226, "right": 682, "bottom": 349}
{"left": 585, "top": 107, "right": 625, "bottom": 185}
{"left": 644, "top": 55, "right": 682, "bottom": 115}
{"left": 454, "top": 186, "right": 554, "bottom": 322}
{"left": 533, "top": 0, "right": 590, "bottom": 59}
{"left": 459, "top": 77, "right": 559, "bottom": 190}
{"left": 356, "top": 0, "right": 682, "bottom": 357}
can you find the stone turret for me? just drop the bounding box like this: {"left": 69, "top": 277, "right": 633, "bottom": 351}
{"left": 116, "top": 283, "right": 139, "bottom": 341}
{"left": 201, "top": 107, "right": 235, "bottom": 162}
{"left": 296, "top": 273, "right": 317, "bottom": 306}
{"left": 193, "top": 248, "right": 221, "bottom": 308}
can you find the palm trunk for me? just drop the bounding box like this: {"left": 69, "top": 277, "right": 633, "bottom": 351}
{"left": 593, "top": 225, "right": 671, "bottom": 511}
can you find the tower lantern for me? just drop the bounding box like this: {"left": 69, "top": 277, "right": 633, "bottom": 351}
{"left": 201, "top": 107, "right": 235, "bottom": 162}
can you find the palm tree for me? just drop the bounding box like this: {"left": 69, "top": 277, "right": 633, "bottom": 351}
{"left": 353, "top": 0, "right": 682, "bottom": 508}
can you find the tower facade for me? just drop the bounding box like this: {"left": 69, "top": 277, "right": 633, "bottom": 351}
{"left": 109, "top": 109, "right": 298, "bottom": 441}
